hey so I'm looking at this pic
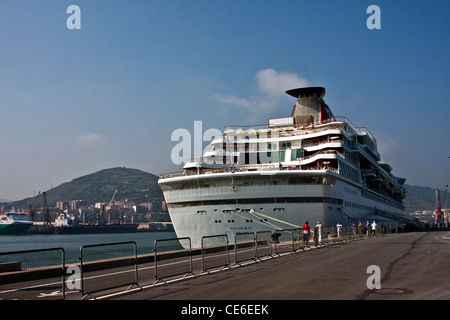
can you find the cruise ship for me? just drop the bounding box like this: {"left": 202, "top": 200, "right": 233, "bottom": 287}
{"left": 159, "top": 87, "right": 409, "bottom": 249}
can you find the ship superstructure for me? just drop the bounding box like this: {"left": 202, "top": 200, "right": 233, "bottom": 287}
{"left": 159, "top": 87, "right": 408, "bottom": 248}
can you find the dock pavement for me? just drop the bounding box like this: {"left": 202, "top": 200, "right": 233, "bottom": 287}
{"left": 101, "top": 231, "right": 450, "bottom": 301}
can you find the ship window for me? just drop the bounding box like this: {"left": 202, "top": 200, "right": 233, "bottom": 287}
{"left": 291, "top": 148, "right": 303, "bottom": 160}
{"left": 279, "top": 150, "right": 286, "bottom": 162}
{"left": 280, "top": 142, "right": 291, "bottom": 150}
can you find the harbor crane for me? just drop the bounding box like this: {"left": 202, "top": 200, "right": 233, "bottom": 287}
{"left": 443, "top": 185, "right": 448, "bottom": 227}
{"left": 435, "top": 185, "right": 449, "bottom": 226}
{"left": 42, "top": 192, "right": 52, "bottom": 226}
{"left": 26, "top": 191, "right": 41, "bottom": 222}
{"left": 106, "top": 189, "right": 118, "bottom": 225}
{"left": 109, "top": 189, "right": 118, "bottom": 207}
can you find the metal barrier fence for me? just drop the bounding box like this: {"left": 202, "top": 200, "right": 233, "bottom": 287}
{"left": 255, "top": 231, "right": 273, "bottom": 259}
{"left": 313, "top": 226, "right": 327, "bottom": 245}
{"left": 79, "top": 241, "right": 140, "bottom": 299}
{"left": 0, "top": 247, "right": 65, "bottom": 300}
{"left": 201, "top": 234, "right": 230, "bottom": 273}
{"left": 273, "top": 229, "right": 299, "bottom": 255}
{"left": 154, "top": 237, "right": 193, "bottom": 284}
{"left": 233, "top": 232, "right": 256, "bottom": 266}
{"left": 0, "top": 224, "right": 400, "bottom": 300}
{"left": 347, "top": 226, "right": 354, "bottom": 240}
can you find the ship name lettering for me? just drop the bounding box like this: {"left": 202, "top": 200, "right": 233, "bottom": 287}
{"left": 230, "top": 226, "right": 253, "bottom": 231}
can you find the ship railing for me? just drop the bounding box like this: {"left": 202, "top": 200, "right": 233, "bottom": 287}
{"left": 221, "top": 117, "right": 359, "bottom": 138}
{"left": 224, "top": 116, "right": 345, "bottom": 132}
{"left": 159, "top": 161, "right": 343, "bottom": 180}
{"left": 302, "top": 138, "right": 344, "bottom": 148}
{"left": 160, "top": 163, "right": 280, "bottom": 179}
{"left": 224, "top": 123, "right": 269, "bottom": 132}
{"left": 300, "top": 149, "right": 344, "bottom": 161}
{"left": 217, "top": 117, "right": 376, "bottom": 146}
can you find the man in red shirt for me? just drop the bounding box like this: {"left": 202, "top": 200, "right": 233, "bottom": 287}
{"left": 302, "top": 221, "right": 310, "bottom": 245}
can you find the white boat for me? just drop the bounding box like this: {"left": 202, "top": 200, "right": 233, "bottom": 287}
{"left": 159, "top": 87, "right": 410, "bottom": 248}
{"left": 0, "top": 211, "right": 34, "bottom": 235}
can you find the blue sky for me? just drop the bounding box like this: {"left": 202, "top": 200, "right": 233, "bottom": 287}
{"left": 0, "top": 0, "right": 449, "bottom": 201}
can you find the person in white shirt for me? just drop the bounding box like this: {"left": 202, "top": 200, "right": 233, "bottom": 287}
{"left": 371, "top": 221, "right": 377, "bottom": 237}
{"left": 336, "top": 222, "right": 343, "bottom": 239}
{"left": 315, "top": 221, "right": 322, "bottom": 244}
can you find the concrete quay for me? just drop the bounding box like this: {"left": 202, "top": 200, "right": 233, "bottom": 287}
{"left": 105, "top": 231, "right": 450, "bottom": 301}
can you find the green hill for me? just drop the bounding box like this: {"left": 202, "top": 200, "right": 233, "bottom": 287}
{"left": 13, "top": 167, "right": 164, "bottom": 208}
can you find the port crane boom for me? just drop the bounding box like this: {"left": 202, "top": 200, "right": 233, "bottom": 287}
{"left": 42, "top": 192, "right": 51, "bottom": 226}
{"left": 109, "top": 189, "right": 118, "bottom": 207}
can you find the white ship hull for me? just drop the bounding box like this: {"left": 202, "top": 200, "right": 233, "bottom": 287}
{"left": 162, "top": 170, "right": 405, "bottom": 249}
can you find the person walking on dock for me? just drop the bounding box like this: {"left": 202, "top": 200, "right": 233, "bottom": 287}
{"left": 371, "top": 221, "right": 377, "bottom": 237}
{"left": 302, "top": 221, "right": 311, "bottom": 245}
{"left": 315, "top": 221, "right": 322, "bottom": 244}
{"left": 336, "top": 222, "right": 343, "bottom": 239}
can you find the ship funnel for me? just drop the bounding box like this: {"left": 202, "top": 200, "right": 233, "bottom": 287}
{"left": 286, "top": 87, "right": 334, "bottom": 127}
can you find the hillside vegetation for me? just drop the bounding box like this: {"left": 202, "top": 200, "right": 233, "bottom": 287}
{"left": 12, "top": 167, "right": 164, "bottom": 208}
